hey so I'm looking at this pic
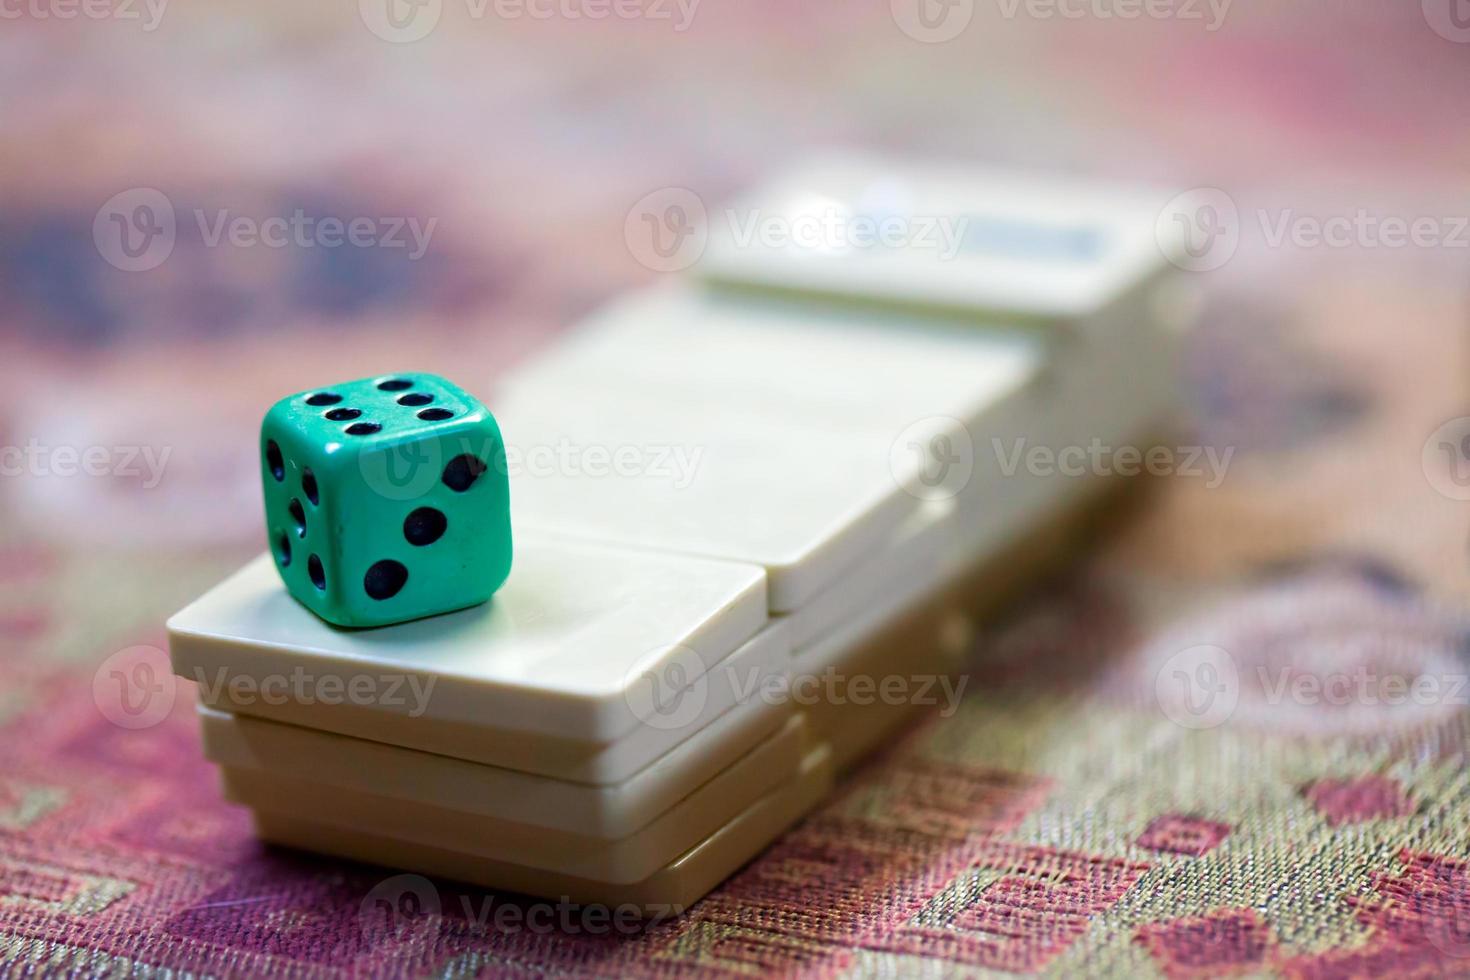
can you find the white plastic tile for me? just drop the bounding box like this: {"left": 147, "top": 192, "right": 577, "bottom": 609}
{"left": 169, "top": 531, "right": 767, "bottom": 743}
{"left": 199, "top": 692, "right": 795, "bottom": 839}
{"left": 499, "top": 387, "right": 927, "bottom": 612}
{"left": 219, "top": 714, "right": 807, "bottom": 883}
{"left": 499, "top": 285, "right": 1042, "bottom": 440}
{"left": 697, "top": 154, "right": 1180, "bottom": 321}
{"left": 249, "top": 744, "right": 835, "bottom": 910}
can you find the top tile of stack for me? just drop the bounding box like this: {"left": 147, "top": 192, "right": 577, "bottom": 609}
{"left": 498, "top": 287, "right": 1043, "bottom": 610}
{"left": 696, "top": 154, "right": 1180, "bottom": 321}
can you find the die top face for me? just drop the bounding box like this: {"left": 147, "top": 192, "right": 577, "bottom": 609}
{"left": 261, "top": 374, "right": 511, "bottom": 628}
{"left": 265, "top": 374, "right": 485, "bottom": 457}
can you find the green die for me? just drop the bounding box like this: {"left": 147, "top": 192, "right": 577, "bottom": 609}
{"left": 260, "top": 373, "right": 511, "bottom": 628}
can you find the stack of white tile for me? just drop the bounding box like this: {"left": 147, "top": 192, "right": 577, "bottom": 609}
{"left": 167, "top": 159, "right": 1189, "bottom": 910}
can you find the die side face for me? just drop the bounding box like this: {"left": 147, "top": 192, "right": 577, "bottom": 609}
{"left": 261, "top": 374, "right": 512, "bottom": 628}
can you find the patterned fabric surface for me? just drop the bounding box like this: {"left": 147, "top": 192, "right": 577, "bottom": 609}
{"left": 4, "top": 3, "right": 1470, "bottom": 976}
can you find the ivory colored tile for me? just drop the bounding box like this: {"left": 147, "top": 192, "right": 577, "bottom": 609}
{"left": 168, "top": 532, "right": 767, "bottom": 743}
{"left": 197, "top": 692, "right": 794, "bottom": 839}
{"left": 185, "top": 611, "right": 791, "bottom": 784}
{"left": 219, "top": 714, "right": 806, "bottom": 884}
{"left": 249, "top": 744, "right": 835, "bottom": 910}
{"left": 697, "top": 155, "right": 1179, "bottom": 322}
{"left": 494, "top": 266, "right": 1177, "bottom": 618}
{"left": 498, "top": 387, "right": 926, "bottom": 612}
{"left": 780, "top": 500, "right": 956, "bottom": 651}
{"left": 779, "top": 298, "right": 1180, "bottom": 654}
{"left": 499, "top": 285, "right": 1042, "bottom": 440}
